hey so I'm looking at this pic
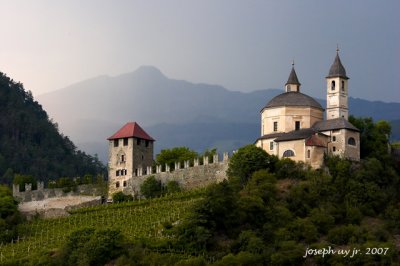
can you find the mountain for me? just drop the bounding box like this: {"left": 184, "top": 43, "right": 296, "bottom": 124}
{"left": 0, "top": 72, "right": 106, "bottom": 184}
{"left": 37, "top": 66, "right": 400, "bottom": 162}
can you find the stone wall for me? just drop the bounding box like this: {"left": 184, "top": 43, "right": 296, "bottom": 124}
{"left": 13, "top": 183, "right": 103, "bottom": 203}
{"left": 113, "top": 153, "right": 230, "bottom": 197}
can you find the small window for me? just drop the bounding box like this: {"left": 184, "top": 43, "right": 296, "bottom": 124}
{"left": 123, "top": 181, "right": 127, "bottom": 187}
{"left": 123, "top": 138, "right": 128, "bottom": 146}
{"left": 286, "top": 85, "right": 291, "bottom": 92}
{"left": 116, "top": 181, "right": 120, "bottom": 188}
{"left": 273, "top": 122, "right": 278, "bottom": 132}
{"left": 141, "top": 155, "right": 144, "bottom": 160}
{"left": 114, "top": 139, "right": 119, "bottom": 147}
{"left": 137, "top": 138, "right": 141, "bottom": 145}
{"left": 307, "top": 150, "right": 311, "bottom": 158}
{"left": 269, "top": 142, "right": 274, "bottom": 150}
{"left": 135, "top": 169, "right": 138, "bottom": 176}
{"left": 145, "top": 140, "right": 149, "bottom": 147}
{"left": 332, "top": 136, "right": 336, "bottom": 142}
{"left": 348, "top": 137, "right": 356, "bottom": 146}
{"left": 333, "top": 146, "right": 336, "bottom": 152}
{"left": 283, "top": 150, "right": 295, "bottom": 157}
{"left": 116, "top": 170, "right": 120, "bottom": 176}
{"left": 295, "top": 121, "right": 300, "bottom": 130}
{"left": 331, "top": 81, "right": 335, "bottom": 90}
{"left": 121, "top": 155, "right": 125, "bottom": 162}
{"left": 341, "top": 80, "right": 345, "bottom": 91}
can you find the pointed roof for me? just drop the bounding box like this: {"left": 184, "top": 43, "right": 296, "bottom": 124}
{"left": 107, "top": 122, "right": 155, "bottom": 141}
{"left": 327, "top": 49, "right": 349, "bottom": 79}
{"left": 286, "top": 65, "right": 301, "bottom": 85}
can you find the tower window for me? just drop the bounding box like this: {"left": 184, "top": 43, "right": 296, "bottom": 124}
{"left": 348, "top": 137, "right": 356, "bottom": 146}
{"left": 116, "top": 181, "right": 120, "bottom": 188}
{"left": 145, "top": 140, "right": 149, "bottom": 147}
{"left": 121, "top": 154, "right": 125, "bottom": 162}
{"left": 283, "top": 150, "right": 295, "bottom": 157}
{"left": 333, "top": 146, "right": 336, "bottom": 152}
{"left": 307, "top": 150, "right": 311, "bottom": 158}
{"left": 123, "top": 181, "right": 127, "bottom": 187}
{"left": 295, "top": 121, "right": 300, "bottom": 130}
{"left": 331, "top": 81, "right": 335, "bottom": 90}
{"left": 116, "top": 170, "right": 120, "bottom": 176}
{"left": 286, "top": 85, "right": 291, "bottom": 92}
{"left": 123, "top": 138, "right": 128, "bottom": 146}
{"left": 270, "top": 142, "right": 274, "bottom": 150}
{"left": 114, "top": 139, "right": 119, "bottom": 147}
{"left": 137, "top": 138, "right": 141, "bottom": 145}
{"left": 273, "top": 122, "right": 278, "bottom": 132}
{"left": 341, "top": 80, "right": 345, "bottom": 91}
{"left": 332, "top": 136, "right": 336, "bottom": 142}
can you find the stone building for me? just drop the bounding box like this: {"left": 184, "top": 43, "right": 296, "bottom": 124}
{"left": 107, "top": 122, "right": 155, "bottom": 195}
{"left": 256, "top": 50, "right": 360, "bottom": 168}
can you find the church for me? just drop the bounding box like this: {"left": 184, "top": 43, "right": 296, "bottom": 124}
{"left": 255, "top": 50, "right": 360, "bottom": 168}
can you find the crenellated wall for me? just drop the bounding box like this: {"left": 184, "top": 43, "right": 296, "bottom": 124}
{"left": 109, "top": 152, "right": 230, "bottom": 197}
{"left": 13, "top": 182, "right": 102, "bottom": 203}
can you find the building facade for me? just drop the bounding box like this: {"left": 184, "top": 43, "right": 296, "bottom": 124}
{"left": 256, "top": 50, "right": 360, "bottom": 168}
{"left": 107, "top": 122, "right": 155, "bottom": 196}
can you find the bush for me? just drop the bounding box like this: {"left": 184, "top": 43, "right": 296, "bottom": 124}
{"left": 112, "top": 191, "right": 133, "bottom": 203}
{"left": 165, "top": 180, "right": 181, "bottom": 193}
{"left": 140, "top": 176, "right": 162, "bottom": 198}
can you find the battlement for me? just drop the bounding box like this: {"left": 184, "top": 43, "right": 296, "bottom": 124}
{"left": 13, "top": 182, "right": 102, "bottom": 203}
{"left": 109, "top": 152, "right": 231, "bottom": 197}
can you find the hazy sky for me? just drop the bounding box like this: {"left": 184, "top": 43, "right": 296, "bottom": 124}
{"left": 0, "top": 0, "right": 399, "bottom": 102}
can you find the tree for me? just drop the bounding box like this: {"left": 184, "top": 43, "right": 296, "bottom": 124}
{"left": 13, "top": 174, "right": 37, "bottom": 192}
{"left": 156, "top": 147, "right": 198, "bottom": 170}
{"left": 0, "top": 185, "right": 22, "bottom": 243}
{"left": 227, "top": 144, "right": 277, "bottom": 185}
{"left": 140, "top": 176, "right": 162, "bottom": 198}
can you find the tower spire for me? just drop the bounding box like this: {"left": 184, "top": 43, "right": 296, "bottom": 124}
{"left": 285, "top": 61, "right": 301, "bottom": 92}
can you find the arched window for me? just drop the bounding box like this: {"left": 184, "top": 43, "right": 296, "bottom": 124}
{"left": 341, "top": 80, "right": 345, "bottom": 91}
{"left": 348, "top": 137, "right": 356, "bottom": 146}
{"left": 116, "top": 181, "right": 120, "bottom": 188}
{"left": 283, "top": 150, "right": 295, "bottom": 157}
{"left": 331, "top": 80, "right": 335, "bottom": 90}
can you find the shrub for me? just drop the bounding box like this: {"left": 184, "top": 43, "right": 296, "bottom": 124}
{"left": 140, "top": 176, "right": 162, "bottom": 198}
{"left": 112, "top": 191, "right": 133, "bottom": 203}
{"left": 165, "top": 180, "right": 181, "bottom": 193}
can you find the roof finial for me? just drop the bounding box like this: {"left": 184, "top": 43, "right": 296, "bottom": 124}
{"left": 292, "top": 59, "right": 295, "bottom": 67}
{"left": 336, "top": 44, "right": 340, "bottom": 54}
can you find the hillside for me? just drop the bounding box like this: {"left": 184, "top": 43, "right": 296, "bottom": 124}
{"left": 37, "top": 66, "right": 400, "bottom": 162}
{"left": 0, "top": 72, "right": 106, "bottom": 184}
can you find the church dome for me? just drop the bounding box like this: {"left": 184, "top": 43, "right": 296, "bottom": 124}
{"left": 263, "top": 91, "right": 324, "bottom": 110}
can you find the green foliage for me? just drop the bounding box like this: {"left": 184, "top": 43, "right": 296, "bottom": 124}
{"left": 112, "top": 191, "right": 134, "bottom": 203}
{"left": 140, "top": 175, "right": 162, "bottom": 198}
{"left": 156, "top": 147, "right": 198, "bottom": 170}
{"left": 212, "top": 251, "right": 263, "bottom": 266}
{"left": 166, "top": 180, "right": 181, "bottom": 193}
{"left": 0, "top": 185, "right": 22, "bottom": 243}
{"left": 227, "top": 144, "right": 277, "bottom": 185}
{"left": 56, "top": 228, "right": 126, "bottom": 265}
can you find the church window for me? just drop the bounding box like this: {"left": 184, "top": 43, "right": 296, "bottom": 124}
{"left": 307, "top": 150, "right": 311, "bottom": 158}
{"left": 137, "top": 138, "right": 141, "bottom": 145}
{"left": 116, "top": 181, "right": 120, "bottom": 188}
{"left": 283, "top": 150, "right": 295, "bottom": 157}
{"left": 331, "top": 81, "right": 335, "bottom": 90}
{"left": 270, "top": 142, "right": 274, "bottom": 150}
{"left": 273, "top": 122, "right": 278, "bottom": 132}
{"left": 123, "top": 181, "right": 127, "bottom": 187}
{"left": 333, "top": 146, "right": 336, "bottom": 152}
{"left": 295, "top": 121, "right": 300, "bottom": 130}
{"left": 332, "top": 136, "right": 336, "bottom": 142}
{"left": 114, "top": 139, "right": 119, "bottom": 147}
{"left": 341, "top": 80, "right": 345, "bottom": 91}
{"left": 348, "top": 137, "right": 356, "bottom": 146}
{"left": 123, "top": 138, "right": 128, "bottom": 146}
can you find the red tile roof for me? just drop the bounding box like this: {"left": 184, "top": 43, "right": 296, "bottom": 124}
{"left": 107, "top": 122, "right": 155, "bottom": 141}
{"left": 305, "top": 135, "right": 326, "bottom": 147}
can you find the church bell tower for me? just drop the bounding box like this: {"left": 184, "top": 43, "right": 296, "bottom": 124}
{"left": 326, "top": 48, "right": 349, "bottom": 120}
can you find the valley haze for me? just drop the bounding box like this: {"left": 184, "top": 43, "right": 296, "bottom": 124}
{"left": 37, "top": 66, "right": 400, "bottom": 163}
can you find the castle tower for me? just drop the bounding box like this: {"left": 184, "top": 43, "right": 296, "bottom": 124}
{"left": 107, "top": 122, "right": 155, "bottom": 196}
{"left": 285, "top": 61, "right": 301, "bottom": 92}
{"left": 326, "top": 48, "right": 349, "bottom": 120}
